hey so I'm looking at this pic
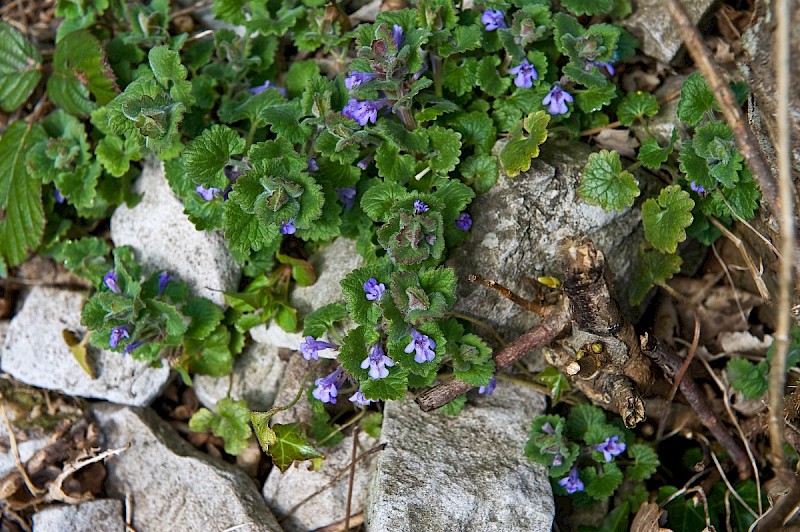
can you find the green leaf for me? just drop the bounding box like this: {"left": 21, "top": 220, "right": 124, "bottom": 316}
{"left": 338, "top": 325, "right": 379, "bottom": 379}
{"left": 453, "top": 335, "right": 495, "bottom": 386}
{"left": 309, "top": 398, "right": 344, "bottom": 447}
{"left": 534, "top": 367, "right": 571, "bottom": 404}
{"left": 561, "top": 0, "right": 613, "bottom": 15}
{"left": 285, "top": 60, "right": 321, "bottom": 99}
{"left": 183, "top": 325, "right": 233, "bottom": 376}
{"left": 439, "top": 25, "right": 483, "bottom": 56}
{"left": 183, "top": 125, "right": 245, "bottom": 189}
{"left": 46, "top": 237, "right": 110, "bottom": 283}
{"left": 0, "top": 121, "right": 47, "bottom": 267}
{"left": 95, "top": 135, "right": 142, "bottom": 177}
{"left": 183, "top": 297, "right": 224, "bottom": 340}
{"left": 47, "top": 30, "right": 117, "bottom": 116}
{"left": 431, "top": 179, "right": 475, "bottom": 223}
{"left": 361, "top": 364, "right": 409, "bottom": 401}
{"left": 637, "top": 130, "right": 677, "bottom": 170}
{"left": 360, "top": 181, "right": 410, "bottom": 222}
{"left": 375, "top": 142, "right": 415, "bottom": 183}
{"left": 439, "top": 395, "right": 467, "bottom": 416}
{"left": 565, "top": 404, "right": 606, "bottom": 441}
{"left": 0, "top": 22, "right": 42, "bottom": 112}
{"left": 260, "top": 103, "right": 312, "bottom": 144}
{"left": 189, "top": 398, "right": 251, "bottom": 455}
{"left": 575, "top": 83, "right": 617, "bottom": 114}
{"left": 693, "top": 121, "right": 742, "bottom": 188}
{"left": 629, "top": 247, "right": 682, "bottom": 305}
{"left": 303, "top": 302, "right": 348, "bottom": 338}
{"left": 584, "top": 462, "right": 624, "bottom": 500}
{"left": 476, "top": 56, "right": 511, "bottom": 98}
{"left": 579, "top": 149, "right": 640, "bottom": 211}
{"left": 727, "top": 358, "right": 768, "bottom": 399}
{"left": 340, "top": 263, "right": 391, "bottom": 326}
{"left": 627, "top": 443, "right": 660, "bottom": 481}
{"left": 451, "top": 111, "right": 497, "bottom": 154}
{"left": 459, "top": 154, "right": 499, "bottom": 193}
{"left": 443, "top": 57, "right": 478, "bottom": 97}
{"left": 223, "top": 195, "right": 280, "bottom": 254}
{"left": 642, "top": 185, "right": 695, "bottom": 253}
{"left": 148, "top": 45, "right": 194, "bottom": 106}
{"left": 426, "top": 126, "right": 462, "bottom": 174}
{"left": 361, "top": 412, "right": 383, "bottom": 438}
{"left": 617, "top": 91, "right": 659, "bottom": 126}
{"left": 677, "top": 72, "right": 717, "bottom": 126}
{"left": 499, "top": 110, "right": 550, "bottom": 177}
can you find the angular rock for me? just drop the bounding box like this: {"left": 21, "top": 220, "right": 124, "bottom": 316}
{"left": 624, "top": 0, "right": 716, "bottom": 64}
{"left": 250, "top": 321, "right": 304, "bottom": 352}
{"left": 33, "top": 500, "right": 125, "bottom": 532}
{"left": 263, "top": 431, "right": 378, "bottom": 531}
{"left": 194, "top": 342, "right": 286, "bottom": 411}
{"left": 92, "top": 404, "right": 282, "bottom": 532}
{"left": 269, "top": 354, "right": 319, "bottom": 426}
{"left": 110, "top": 157, "right": 240, "bottom": 306}
{"left": 365, "top": 383, "right": 553, "bottom": 531}
{"left": 1, "top": 287, "right": 170, "bottom": 406}
{"left": 448, "top": 144, "right": 645, "bottom": 338}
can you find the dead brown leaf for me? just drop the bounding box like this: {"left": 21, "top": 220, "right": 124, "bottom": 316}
{"left": 594, "top": 129, "right": 640, "bottom": 159}
{"left": 631, "top": 501, "right": 672, "bottom": 532}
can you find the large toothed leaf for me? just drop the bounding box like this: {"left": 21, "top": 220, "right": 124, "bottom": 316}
{"left": 579, "top": 149, "right": 639, "bottom": 211}
{"left": 0, "top": 22, "right": 42, "bottom": 112}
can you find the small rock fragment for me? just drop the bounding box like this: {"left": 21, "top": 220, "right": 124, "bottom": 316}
{"left": 1, "top": 287, "right": 170, "bottom": 406}
{"left": 365, "top": 383, "right": 553, "bottom": 531}
{"left": 93, "top": 404, "right": 282, "bottom": 532}
{"left": 33, "top": 500, "right": 125, "bottom": 532}
{"left": 110, "top": 158, "right": 240, "bottom": 306}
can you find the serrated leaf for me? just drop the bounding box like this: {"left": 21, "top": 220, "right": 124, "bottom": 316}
{"left": 443, "top": 57, "right": 478, "bottom": 96}
{"left": 309, "top": 399, "right": 344, "bottom": 447}
{"left": 340, "top": 264, "right": 391, "bottom": 326}
{"left": 361, "top": 364, "right": 409, "bottom": 401}
{"left": 727, "top": 358, "right": 768, "bottom": 399}
{"left": 95, "top": 135, "right": 142, "bottom": 177}
{"left": 579, "top": 149, "right": 640, "bottom": 211}
{"left": 534, "top": 366, "right": 571, "bottom": 404}
{"left": 184, "top": 325, "right": 233, "bottom": 376}
{"left": 46, "top": 237, "right": 110, "bottom": 283}
{"left": 184, "top": 125, "right": 245, "bottom": 189}
{"left": 183, "top": 297, "right": 224, "bottom": 340}
{"left": 47, "top": 30, "right": 117, "bottom": 116}
{"left": 432, "top": 179, "right": 475, "bottom": 222}
{"left": 562, "top": 0, "right": 613, "bottom": 15}
{"left": 439, "top": 25, "right": 483, "bottom": 56}
{"left": 585, "top": 461, "right": 624, "bottom": 500}
{"left": 149, "top": 45, "right": 193, "bottom": 106}
{"left": 451, "top": 111, "right": 496, "bottom": 154}
{"left": 285, "top": 60, "right": 320, "bottom": 99}
{"left": 617, "top": 91, "right": 659, "bottom": 126}
{"left": 439, "top": 394, "right": 467, "bottom": 415}
{"left": 637, "top": 130, "right": 676, "bottom": 170}
{"left": 476, "top": 56, "right": 511, "bottom": 98}
{"left": 459, "top": 154, "right": 499, "bottom": 193}
{"left": 197, "top": 398, "right": 251, "bottom": 455}
{"left": 375, "top": 142, "right": 415, "bottom": 182}
{"left": 566, "top": 404, "right": 606, "bottom": 441}
{"left": 0, "top": 22, "right": 42, "bottom": 112}
{"left": 0, "top": 121, "right": 47, "bottom": 267}
{"left": 426, "top": 126, "right": 462, "bottom": 174}
{"left": 629, "top": 247, "right": 682, "bottom": 305}
{"left": 362, "top": 412, "right": 383, "bottom": 438}
{"left": 677, "top": 72, "right": 717, "bottom": 126}
{"left": 627, "top": 443, "right": 660, "bottom": 481}
{"left": 360, "top": 181, "right": 409, "bottom": 222}
{"left": 303, "top": 302, "right": 348, "bottom": 338}
{"left": 270, "top": 423, "right": 324, "bottom": 472}
{"left": 642, "top": 185, "right": 694, "bottom": 253}
{"left": 575, "top": 83, "right": 617, "bottom": 114}
{"left": 499, "top": 111, "right": 550, "bottom": 177}
{"left": 260, "top": 103, "right": 312, "bottom": 144}
{"left": 223, "top": 199, "right": 280, "bottom": 254}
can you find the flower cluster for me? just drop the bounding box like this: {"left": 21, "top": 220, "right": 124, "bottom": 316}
{"left": 363, "top": 277, "right": 386, "bottom": 301}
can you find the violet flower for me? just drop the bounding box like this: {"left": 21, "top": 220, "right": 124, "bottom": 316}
{"left": 109, "top": 326, "right": 130, "bottom": 349}
{"left": 404, "top": 329, "right": 437, "bottom": 363}
{"left": 249, "top": 80, "right": 286, "bottom": 96}
{"left": 103, "top": 271, "right": 121, "bottom": 294}
{"left": 413, "top": 199, "right": 429, "bottom": 214}
{"left": 337, "top": 187, "right": 357, "bottom": 211}
{"left": 53, "top": 188, "right": 65, "bottom": 204}
{"left": 542, "top": 84, "right": 573, "bottom": 115}
{"left": 343, "top": 98, "right": 386, "bottom": 126}
{"left": 123, "top": 340, "right": 144, "bottom": 355}
{"left": 455, "top": 212, "right": 472, "bottom": 231}
{"left": 552, "top": 453, "right": 563, "bottom": 466}
{"left": 308, "top": 158, "right": 319, "bottom": 172}
{"left": 312, "top": 367, "right": 346, "bottom": 404}
{"left": 541, "top": 422, "right": 555, "bottom": 435}
{"left": 349, "top": 388, "right": 373, "bottom": 406}
{"left": 478, "top": 376, "right": 497, "bottom": 396}
{"left": 594, "top": 435, "right": 626, "bottom": 462}
{"left": 510, "top": 59, "right": 539, "bottom": 89}
{"left": 300, "top": 336, "right": 337, "bottom": 361}
{"left": 592, "top": 61, "right": 615, "bottom": 76}
{"left": 196, "top": 185, "right": 222, "bottom": 201}
{"left": 345, "top": 71, "right": 377, "bottom": 90}
{"left": 360, "top": 343, "right": 394, "bottom": 379}
{"left": 158, "top": 272, "right": 172, "bottom": 296}
{"left": 393, "top": 24, "right": 404, "bottom": 48}
{"left": 363, "top": 278, "right": 386, "bottom": 301}
{"left": 690, "top": 181, "right": 706, "bottom": 194}
{"left": 558, "top": 467, "right": 584, "bottom": 494}
{"left": 280, "top": 218, "right": 296, "bottom": 235}
{"left": 481, "top": 9, "right": 506, "bottom": 31}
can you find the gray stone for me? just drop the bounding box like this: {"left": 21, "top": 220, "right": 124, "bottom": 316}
{"left": 250, "top": 322, "right": 305, "bottom": 352}
{"left": 33, "top": 500, "right": 124, "bottom": 532}
{"left": 448, "top": 144, "right": 644, "bottom": 338}
{"left": 110, "top": 158, "right": 240, "bottom": 306}
{"left": 0, "top": 287, "right": 170, "bottom": 406}
{"left": 365, "top": 383, "right": 553, "bottom": 531}
{"left": 92, "top": 404, "right": 282, "bottom": 532}
{"left": 194, "top": 342, "right": 286, "bottom": 411}
{"left": 624, "top": 0, "right": 717, "bottom": 64}
{"left": 263, "top": 431, "right": 378, "bottom": 531}
{"left": 269, "top": 354, "right": 320, "bottom": 426}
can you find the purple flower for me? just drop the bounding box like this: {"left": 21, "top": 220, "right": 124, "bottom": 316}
{"left": 478, "top": 375, "right": 497, "bottom": 395}
{"left": 455, "top": 212, "right": 472, "bottom": 231}
{"left": 356, "top": 155, "right": 372, "bottom": 170}
{"left": 363, "top": 278, "right": 386, "bottom": 301}
{"left": 361, "top": 343, "right": 394, "bottom": 379}
{"left": 224, "top": 165, "right": 244, "bottom": 181}
{"left": 109, "top": 326, "right": 130, "bottom": 349}
{"left": 558, "top": 467, "right": 584, "bottom": 494}
{"left": 345, "top": 70, "right": 377, "bottom": 90}
{"left": 158, "top": 272, "right": 172, "bottom": 296}
{"left": 690, "top": 181, "right": 706, "bottom": 194}
{"left": 123, "top": 340, "right": 144, "bottom": 355}
{"left": 509, "top": 59, "right": 539, "bottom": 89}
{"left": 196, "top": 185, "right": 222, "bottom": 201}
{"left": 308, "top": 158, "right": 319, "bottom": 172}
{"left": 425, "top": 234, "right": 436, "bottom": 245}
{"left": 413, "top": 199, "right": 429, "bottom": 214}
{"left": 337, "top": 187, "right": 357, "bottom": 211}
{"left": 552, "top": 453, "right": 563, "bottom": 466}
{"left": 392, "top": 24, "right": 404, "bottom": 48}
{"left": 594, "top": 435, "right": 626, "bottom": 462}
{"left": 249, "top": 80, "right": 285, "bottom": 95}
{"left": 53, "top": 188, "right": 65, "bottom": 204}
{"left": 343, "top": 99, "right": 386, "bottom": 126}
{"left": 481, "top": 9, "right": 506, "bottom": 31}
{"left": 300, "top": 336, "right": 337, "bottom": 361}
{"left": 280, "top": 218, "right": 296, "bottom": 235}
{"left": 103, "top": 271, "right": 121, "bottom": 294}
{"left": 592, "top": 61, "right": 615, "bottom": 76}
{"left": 349, "top": 388, "right": 373, "bottom": 406}
{"left": 312, "top": 367, "right": 346, "bottom": 404}
{"left": 404, "top": 329, "right": 437, "bottom": 363}
{"left": 541, "top": 422, "right": 555, "bottom": 434}
{"left": 543, "top": 84, "right": 574, "bottom": 115}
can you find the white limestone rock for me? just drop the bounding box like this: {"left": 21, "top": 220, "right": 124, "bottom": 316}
{"left": 32, "top": 500, "right": 125, "bottom": 532}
